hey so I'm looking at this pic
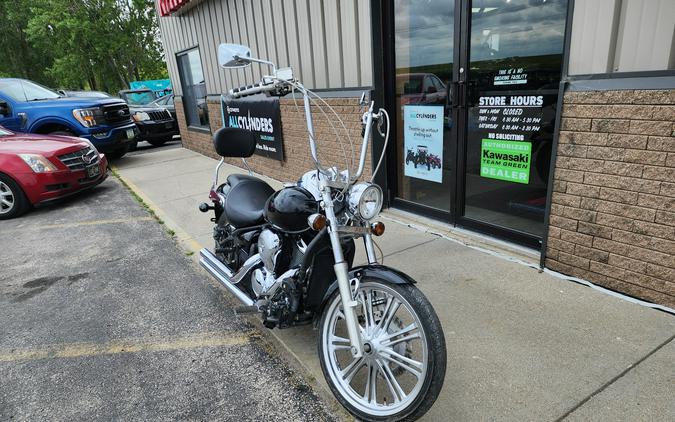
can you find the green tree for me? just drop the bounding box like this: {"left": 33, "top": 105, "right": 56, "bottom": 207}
{"left": 1, "top": 0, "right": 167, "bottom": 93}
{"left": 0, "top": 0, "right": 56, "bottom": 85}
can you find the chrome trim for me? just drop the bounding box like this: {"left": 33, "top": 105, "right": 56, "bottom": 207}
{"left": 242, "top": 158, "right": 253, "bottom": 175}
{"left": 232, "top": 253, "right": 262, "bottom": 284}
{"left": 199, "top": 248, "right": 254, "bottom": 307}
{"left": 58, "top": 146, "right": 101, "bottom": 170}
{"left": 262, "top": 267, "right": 299, "bottom": 298}
{"left": 352, "top": 101, "right": 375, "bottom": 181}
{"left": 212, "top": 158, "right": 224, "bottom": 189}
{"left": 363, "top": 233, "right": 378, "bottom": 264}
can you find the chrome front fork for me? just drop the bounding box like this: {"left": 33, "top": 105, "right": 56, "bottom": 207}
{"left": 364, "top": 233, "right": 378, "bottom": 265}
{"left": 321, "top": 184, "right": 363, "bottom": 358}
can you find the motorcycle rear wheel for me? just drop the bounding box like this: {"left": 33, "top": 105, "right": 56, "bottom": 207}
{"left": 318, "top": 280, "right": 446, "bottom": 421}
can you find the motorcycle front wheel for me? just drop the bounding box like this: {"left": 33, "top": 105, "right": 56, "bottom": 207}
{"left": 318, "top": 280, "right": 446, "bottom": 421}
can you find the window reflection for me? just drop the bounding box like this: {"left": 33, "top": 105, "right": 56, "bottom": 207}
{"left": 394, "top": 0, "right": 454, "bottom": 212}
{"left": 177, "top": 48, "right": 209, "bottom": 128}
{"left": 464, "top": 0, "right": 568, "bottom": 237}
{"left": 471, "top": 0, "right": 568, "bottom": 62}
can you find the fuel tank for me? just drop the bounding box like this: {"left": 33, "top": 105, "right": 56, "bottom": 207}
{"left": 264, "top": 186, "right": 318, "bottom": 233}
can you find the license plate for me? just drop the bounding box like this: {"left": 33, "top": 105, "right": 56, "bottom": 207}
{"left": 87, "top": 165, "right": 100, "bottom": 178}
{"left": 126, "top": 129, "right": 135, "bottom": 139}
{"left": 164, "top": 122, "right": 173, "bottom": 129}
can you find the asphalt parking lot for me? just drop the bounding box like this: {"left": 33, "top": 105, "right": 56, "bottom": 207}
{"left": 0, "top": 176, "right": 336, "bottom": 421}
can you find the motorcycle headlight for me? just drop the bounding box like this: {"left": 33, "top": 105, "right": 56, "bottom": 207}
{"left": 132, "top": 111, "right": 150, "bottom": 122}
{"left": 18, "top": 154, "right": 57, "bottom": 173}
{"left": 348, "top": 183, "right": 383, "bottom": 221}
{"left": 72, "top": 108, "right": 102, "bottom": 128}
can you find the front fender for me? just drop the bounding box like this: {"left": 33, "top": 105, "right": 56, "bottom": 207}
{"left": 350, "top": 265, "right": 417, "bottom": 286}
{"left": 314, "top": 265, "right": 416, "bottom": 324}
{"left": 29, "top": 117, "right": 81, "bottom": 135}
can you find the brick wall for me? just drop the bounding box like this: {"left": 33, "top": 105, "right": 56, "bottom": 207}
{"left": 175, "top": 96, "right": 371, "bottom": 183}
{"left": 546, "top": 89, "right": 675, "bottom": 308}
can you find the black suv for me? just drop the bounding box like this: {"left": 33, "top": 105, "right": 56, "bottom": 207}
{"left": 119, "top": 89, "right": 179, "bottom": 147}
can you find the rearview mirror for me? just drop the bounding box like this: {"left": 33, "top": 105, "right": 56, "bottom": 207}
{"left": 218, "top": 44, "right": 252, "bottom": 68}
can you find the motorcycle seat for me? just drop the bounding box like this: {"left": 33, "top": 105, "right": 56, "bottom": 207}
{"left": 227, "top": 173, "right": 265, "bottom": 187}
{"left": 224, "top": 177, "right": 275, "bottom": 228}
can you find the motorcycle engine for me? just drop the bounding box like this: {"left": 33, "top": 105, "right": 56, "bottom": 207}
{"left": 252, "top": 229, "right": 281, "bottom": 296}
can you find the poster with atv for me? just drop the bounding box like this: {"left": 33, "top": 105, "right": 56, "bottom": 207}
{"left": 403, "top": 105, "right": 444, "bottom": 183}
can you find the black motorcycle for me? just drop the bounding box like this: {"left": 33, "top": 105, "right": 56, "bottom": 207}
{"left": 405, "top": 148, "right": 416, "bottom": 165}
{"left": 198, "top": 44, "right": 446, "bottom": 421}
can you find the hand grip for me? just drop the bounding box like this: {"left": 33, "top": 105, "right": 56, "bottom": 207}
{"left": 229, "top": 82, "right": 266, "bottom": 98}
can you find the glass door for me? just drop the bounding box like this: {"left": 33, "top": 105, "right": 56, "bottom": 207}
{"left": 387, "top": 0, "right": 569, "bottom": 247}
{"left": 393, "top": 0, "right": 456, "bottom": 217}
{"left": 458, "top": 0, "right": 568, "bottom": 245}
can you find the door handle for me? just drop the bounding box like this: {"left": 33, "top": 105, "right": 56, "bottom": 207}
{"left": 448, "top": 81, "right": 465, "bottom": 108}
{"left": 448, "top": 81, "right": 458, "bottom": 108}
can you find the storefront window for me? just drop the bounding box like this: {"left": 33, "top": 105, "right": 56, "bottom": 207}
{"left": 463, "top": 0, "right": 568, "bottom": 237}
{"left": 394, "top": 0, "right": 454, "bottom": 212}
{"left": 389, "top": 0, "right": 569, "bottom": 244}
{"left": 177, "top": 48, "right": 209, "bottom": 128}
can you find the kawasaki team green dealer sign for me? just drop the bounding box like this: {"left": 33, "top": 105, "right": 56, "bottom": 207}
{"left": 480, "top": 139, "right": 531, "bottom": 184}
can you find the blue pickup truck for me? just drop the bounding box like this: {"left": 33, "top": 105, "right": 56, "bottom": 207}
{"left": 0, "top": 78, "right": 138, "bottom": 158}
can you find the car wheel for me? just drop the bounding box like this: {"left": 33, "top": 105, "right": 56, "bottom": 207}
{"left": 0, "top": 173, "right": 29, "bottom": 220}
{"left": 107, "top": 145, "right": 129, "bottom": 160}
{"left": 48, "top": 130, "right": 75, "bottom": 137}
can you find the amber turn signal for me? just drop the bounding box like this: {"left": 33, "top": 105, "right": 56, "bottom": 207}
{"left": 371, "top": 221, "right": 385, "bottom": 236}
{"left": 308, "top": 213, "right": 327, "bottom": 231}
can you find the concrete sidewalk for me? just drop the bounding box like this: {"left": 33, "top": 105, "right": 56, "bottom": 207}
{"left": 113, "top": 147, "right": 675, "bottom": 422}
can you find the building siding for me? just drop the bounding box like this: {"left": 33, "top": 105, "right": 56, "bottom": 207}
{"left": 569, "top": 0, "right": 675, "bottom": 74}
{"left": 157, "top": 0, "right": 373, "bottom": 96}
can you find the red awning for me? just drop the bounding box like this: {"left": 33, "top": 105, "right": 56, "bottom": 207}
{"left": 159, "top": 0, "right": 190, "bottom": 16}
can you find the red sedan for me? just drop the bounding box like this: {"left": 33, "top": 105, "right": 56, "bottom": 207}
{"left": 0, "top": 126, "right": 108, "bottom": 219}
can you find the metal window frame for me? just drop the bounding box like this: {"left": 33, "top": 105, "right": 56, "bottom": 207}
{"left": 176, "top": 45, "right": 211, "bottom": 132}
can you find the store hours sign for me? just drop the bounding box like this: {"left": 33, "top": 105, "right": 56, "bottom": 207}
{"left": 221, "top": 96, "right": 284, "bottom": 161}
{"left": 476, "top": 94, "right": 554, "bottom": 184}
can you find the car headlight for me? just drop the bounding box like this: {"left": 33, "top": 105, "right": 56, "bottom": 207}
{"left": 18, "top": 154, "right": 58, "bottom": 173}
{"left": 77, "top": 137, "right": 99, "bottom": 153}
{"left": 72, "top": 108, "right": 101, "bottom": 127}
{"left": 348, "top": 183, "right": 383, "bottom": 221}
{"left": 132, "top": 111, "right": 150, "bottom": 122}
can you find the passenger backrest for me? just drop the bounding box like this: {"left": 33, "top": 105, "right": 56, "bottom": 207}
{"left": 212, "top": 127, "right": 257, "bottom": 158}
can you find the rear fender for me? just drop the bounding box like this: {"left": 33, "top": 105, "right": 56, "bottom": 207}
{"left": 313, "top": 264, "right": 416, "bottom": 326}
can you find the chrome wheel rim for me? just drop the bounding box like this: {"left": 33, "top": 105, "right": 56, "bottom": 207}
{"left": 322, "top": 282, "right": 428, "bottom": 417}
{"left": 0, "top": 181, "right": 15, "bottom": 215}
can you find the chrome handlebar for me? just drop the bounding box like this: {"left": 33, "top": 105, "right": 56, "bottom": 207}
{"left": 229, "top": 81, "right": 276, "bottom": 98}
{"left": 228, "top": 74, "right": 379, "bottom": 185}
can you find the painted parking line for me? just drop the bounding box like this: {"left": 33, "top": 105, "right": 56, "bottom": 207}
{"left": 0, "top": 331, "right": 252, "bottom": 363}
{"left": 1, "top": 216, "right": 154, "bottom": 234}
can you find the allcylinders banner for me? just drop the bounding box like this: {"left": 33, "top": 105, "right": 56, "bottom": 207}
{"left": 221, "top": 96, "right": 284, "bottom": 161}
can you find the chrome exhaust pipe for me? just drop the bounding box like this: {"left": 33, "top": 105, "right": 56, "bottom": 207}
{"left": 199, "top": 248, "right": 255, "bottom": 307}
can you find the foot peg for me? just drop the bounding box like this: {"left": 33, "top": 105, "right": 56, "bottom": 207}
{"left": 234, "top": 305, "right": 259, "bottom": 315}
